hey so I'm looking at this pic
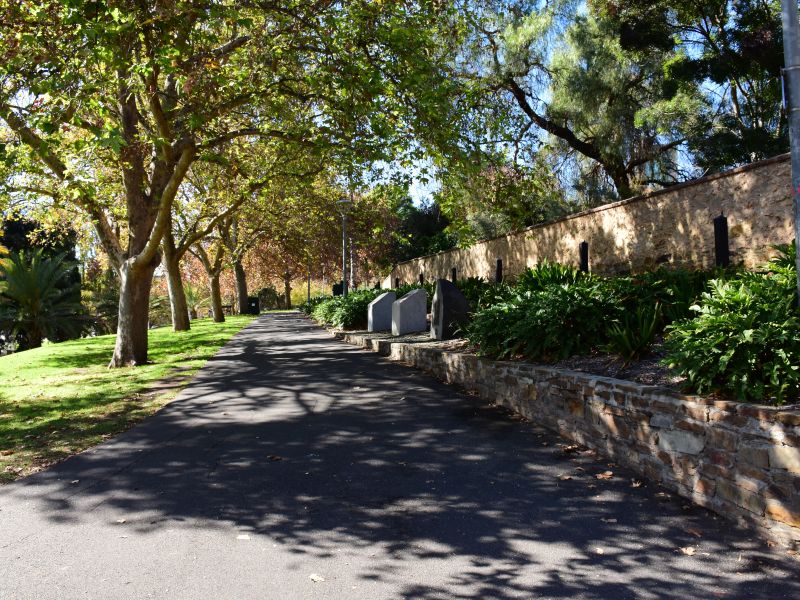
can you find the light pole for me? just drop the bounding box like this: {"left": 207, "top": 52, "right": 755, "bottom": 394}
{"left": 336, "top": 197, "right": 351, "bottom": 296}
{"left": 305, "top": 240, "right": 311, "bottom": 304}
{"left": 782, "top": 0, "right": 800, "bottom": 300}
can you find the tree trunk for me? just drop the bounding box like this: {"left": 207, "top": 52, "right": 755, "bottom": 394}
{"left": 607, "top": 165, "right": 634, "bottom": 200}
{"left": 163, "top": 239, "right": 190, "bottom": 331}
{"left": 210, "top": 274, "right": 225, "bottom": 323}
{"left": 283, "top": 272, "right": 292, "bottom": 309}
{"left": 233, "top": 259, "right": 248, "bottom": 314}
{"left": 110, "top": 260, "right": 158, "bottom": 367}
{"left": 23, "top": 329, "right": 43, "bottom": 351}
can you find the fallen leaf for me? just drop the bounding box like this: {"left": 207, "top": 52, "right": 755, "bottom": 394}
{"left": 686, "top": 527, "right": 703, "bottom": 538}
{"left": 557, "top": 474, "right": 573, "bottom": 481}
{"left": 594, "top": 547, "right": 605, "bottom": 555}
{"left": 631, "top": 480, "right": 642, "bottom": 488}
{"left": 70, "top": 480, "right": 80, "bottom": 485}
{"left": 267, "top": 455, "right": 284, "bottom": 461}
{"left": 309, "top": 574, "right": 325, "bottom": 583}
{"left": 115, "top": 519, "right": 126, "bottom": 524}
{"left": 0, "top": 450, "right": 14, "bottom": 456}
{"left": 596, "top": 471, "right": 613, "bottom": 480}
{"left": 562, "top": 444, "right": 580, "bottom": 454}
{"left": 679, "top": 546, "right": 696, "bottom": 556}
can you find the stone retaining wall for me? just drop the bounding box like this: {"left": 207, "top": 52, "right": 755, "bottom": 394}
{"left": 386, "top": 154, "right": 794, "bottom": 286}
{"left": 339, "top": 331, "right": 800, "bottom": 548}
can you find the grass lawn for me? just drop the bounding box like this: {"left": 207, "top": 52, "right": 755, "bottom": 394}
{"left": 0, "top": 315, "right": 256, "bottom": 483}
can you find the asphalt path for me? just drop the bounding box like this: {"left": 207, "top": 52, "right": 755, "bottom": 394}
{"left": 1, "top": 314, "right": 798, "bottom": 600}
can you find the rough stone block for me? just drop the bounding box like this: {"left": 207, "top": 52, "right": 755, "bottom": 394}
{"left": 738, "top": 445, "right": 770, "bottom": 469}
{"left": 765, "top": 499, "right": 800, "bottom": 527}
{"left": 430, "top": 279, "right": 470, "bottom": 340}
{"left": 368, "top": 291, "right": 396, "bottom": 332}
{"left": 769, "top": 445, "right": 800, "bottom": 473}
{"left": 716, "top": 478, "right": 766, "bottom": 515}
{"left": 658, "top": 429, "right": 706, "bottom": 455}
{"left": 650, "top": 414, "right": 673, "bottom": 429}
{"left": 694, "top": 477, "right": 716, "bottom": 497}
{"left": 775, "top": 411, "right": 800, "bottom": 426}
{"left": 706, "top": 427, "right": 739, "bottom": 451}
{"left": 683, "top": 404, "right": 709, "bottom": 421}
{"left": 391, "top": 289, "right": 428, "bottom": 336}
{"left": 706, "top": 449, "right": 734, "bottom": 468}
{"left": 674, "top": 417, "right": 707, "bottom": 435}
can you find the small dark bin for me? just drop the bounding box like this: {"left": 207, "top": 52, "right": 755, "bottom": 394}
{"left": 247, "top": 296, "right": 260, "bottom": 315}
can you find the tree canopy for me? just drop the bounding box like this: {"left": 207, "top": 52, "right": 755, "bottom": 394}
{"left": 0, "top": 0, "right": 793, "bottom": 364}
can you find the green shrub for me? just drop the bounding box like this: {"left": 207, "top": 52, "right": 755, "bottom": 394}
{"left": 465, "top": 279, "right": 622, "bottom": 361}
{"left": 663, "top": 271, "right": 800, "bottom": 404}
{"left": 516, "top": 261, "right": 584, "bottom": 293}
{"left": 769, "top": 240, "right": 796, "bottom": 271}
{"left": 610, "top": 267, "right": 716, "bottom": 326}
{"left": 456, "top": 276, "right": 513, "bottom": 312}
{"left": 332, "top": 289, "right": 385, "bottom": 329}
{"left": 604, "top": 303, "right": 662, "bottom": 363}
{"left": 311, "top": 296, "right": 340, "bottom": 323}
{"left": 299, "top": 295, "right": 331, "bottom": 315}
{"left": 310, "top": 289, "right": 385, "bottom": 329}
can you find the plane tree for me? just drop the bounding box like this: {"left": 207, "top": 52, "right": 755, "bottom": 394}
{"left": 0, "top": 0, "right": 466, "bottom": 365}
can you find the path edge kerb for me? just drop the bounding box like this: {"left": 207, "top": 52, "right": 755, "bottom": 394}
{"left": 330, "top": 327, "right": 800, "bottom": 550}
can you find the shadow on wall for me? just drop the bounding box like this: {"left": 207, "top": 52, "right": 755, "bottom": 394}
{"left": 389, "top": 155, "right": 793, "bottom": 285}
{"left": 3, "top": 314, "right": 799, "bottom": 599}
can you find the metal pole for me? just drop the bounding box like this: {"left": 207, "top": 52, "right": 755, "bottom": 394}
{"left": 342, "top": 212, "right": 348, "bottom": 297}
{"left": 781, "top": 0, "right": 800, "bottom": 300}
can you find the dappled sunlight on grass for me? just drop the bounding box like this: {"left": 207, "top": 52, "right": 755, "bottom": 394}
{"left": 0, "top": 316, "right": 255, "bottom": 482}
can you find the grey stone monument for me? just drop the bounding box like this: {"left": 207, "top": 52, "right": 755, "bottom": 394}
{"left": 430, "top": 279, "right": 470, "bottom": 340}
{"left": 368, "top": 291, "right": 396, "bottom": 332}
{"left": 391, "top": 288, "right": 427, "bottom": 336}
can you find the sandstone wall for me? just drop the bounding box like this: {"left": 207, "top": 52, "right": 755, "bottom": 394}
{"left": 339, "top": 332, "right": 800, "bottom": 548}
{"left": 387, "top": 155, "right": 794, "bottom": 285}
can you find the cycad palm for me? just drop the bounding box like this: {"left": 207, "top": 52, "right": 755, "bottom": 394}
{"left": 0, "top": 250, "right": 84, "bottom": 350}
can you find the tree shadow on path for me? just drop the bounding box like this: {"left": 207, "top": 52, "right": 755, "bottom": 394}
{"left": 2, "top": 314, "right": 798, "bottom": 600}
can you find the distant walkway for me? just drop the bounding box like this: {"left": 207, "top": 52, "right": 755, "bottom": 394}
{"left": 0, "top": 314, "right": 797, "bottom": 599}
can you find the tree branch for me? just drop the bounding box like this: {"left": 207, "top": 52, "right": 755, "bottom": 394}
{"left": 134, "top": 144, "right": 195, "bottom": 270}
{"left": 0, "top": 102, "right": 125, "bottom": 264}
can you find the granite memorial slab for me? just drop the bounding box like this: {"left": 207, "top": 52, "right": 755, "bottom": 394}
{"left": 430, "top": 278, "right": 469, "bottom": 340}
{"left": 368, "top": 291, "right": 396, "bottom": 332}
{"left": 391, "top": 288, "right": 427, "bottom": 336}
